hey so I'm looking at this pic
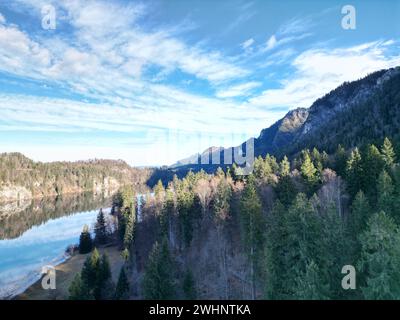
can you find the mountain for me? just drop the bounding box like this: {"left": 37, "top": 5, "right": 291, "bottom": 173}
{"left": 168, "top": 66, "right": 400, "bottom": 176}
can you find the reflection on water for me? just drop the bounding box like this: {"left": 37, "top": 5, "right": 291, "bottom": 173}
{"left": 0, "top": 192, "right": 111, "bottom": 240}
{"left": 0, "top": 193, "right": 112, "bottom": 299}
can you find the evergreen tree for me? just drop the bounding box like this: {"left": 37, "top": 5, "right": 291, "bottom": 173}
{"left": 274, "top": 175, "right": 296, "bottom": 207}
{"left": 239, "top": 175, "right": 265, "bottom": 299}
{"left": 253, "top": 156, "right": 271, "bottom": 179}
{"left": 293, "top": 260, "right": 329, "bottom": 300}
{"left": 361, "top": 144, "right": 384, "bottom": 201}
{"left": 349, "top": 191, "right": 371, "bottom": 236}
{"left": 346, "top": 148, "right": 363, "bottom": 198}
{"left": 280, "top": 193, "right": 325, "bottom": 299}
{"left": 377, "top": 170, "right": 395, "bottom": 217}
{"left": 213, "top": 178, "right": 232, "bottom": 222}
{"left": 300, "top": 151, "right": 318, "bottom": 194}
{"left": 94, "top": 254, "right": 113, "bottom": 299}
{"left": 381, "top": 137, "right": 396, "bottom": 168}
{"left": 95, "top": 209, "right": 108, "bottom": 245}
{"left": 154, "top": 179, "right": 165, "bottom": 202}
{"left": 279, "top": 156, "right": 290, "bottom": 176}
{"left": 183, "top": 269, "right": 197, "bottom": 300}
{"left": 81, "top": 248, "right": 100, "bottom": 289}
{"left": 265, "top": 154, "right": 279, "bottom": 173}
{"left": 115, "top": 267, "right": 130, "bottom": 300}
{"left": 264, "top": 201, "right": 287, "bottom": 299}
{"left": 68, "top": 274, "right": 92, "bottom": 300}
{"left": 142, "top": 239, "right": 176, "bottom": 299}
{"left": 358, "top": 211, "right": 400, "bottom": 299}
{"left": 334, "top": 144, "right": 347, "bottom": 177}
{"left": 79, "top": 224, "right": 93, "bottom": 254}
{"left": 123, "top": 203, "right": 136, "bottom": 249}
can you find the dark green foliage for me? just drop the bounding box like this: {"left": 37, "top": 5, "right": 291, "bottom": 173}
{"left": 94, "top": 209, "right": 108, "bottom": 245}
{"left": 360, "top": 144, "right": 384, "bottom": 201}
{"left": 333, "top": 144, "right": 347, "bottom": 177}
{"left": 79, "top": 224, "right": 93, "bottom": 254}
{"left": 123, "top": 203, "right": 136, "bottom": 249}
{"left": 293, "top": 260, "right": 329, "bottom": 300}
{"left": 71, "top": 249, "right": 114, "bottom": 300}
{"left": 274, "top": 174, "right": 297, "bottom": 207}
{"left": 346, "top": 148, "right": 363, "bottom": 198}
{"left": 349, "top": 191, "right": 370, "bottom": 231}
{"left": 239, "top": 175, "right": 265, "bottom": 299}
{"left": 142, "top": 239, "right": 176, "bottom": 300}
{"left": 115, "top": 267, "right": 130, "bottom": 300}
{"left": 68, "top": 274, "right": 92, "bottom": 300}
{"left": 183, "top": 269, "right": 197, "bottom": 300}
{"left": 358, "top": 211, "right": 400, "bottom": 299}
{"left": 377, "top": 170, "right": 395, "bottom": 216}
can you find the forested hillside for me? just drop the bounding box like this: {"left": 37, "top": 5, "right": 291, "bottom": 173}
{"left": 69, "top": 136, "right": 400, "bottom": 300}
{"left": 0, "top": 153, "right": 151, "bottom": 202}
{"left": 165, "top": 66, "right": 400, "bottom": 182}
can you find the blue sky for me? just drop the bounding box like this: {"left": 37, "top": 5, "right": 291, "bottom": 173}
{"left": 0, "top": 0, "right": 399, "bottom": 166}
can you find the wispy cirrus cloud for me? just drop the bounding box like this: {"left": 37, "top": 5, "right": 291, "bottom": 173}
{"left": 250, "top": 41, "right": 400, "bottom": 109}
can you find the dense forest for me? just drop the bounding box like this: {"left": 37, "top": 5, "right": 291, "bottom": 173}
{"left": 0, "top": 153, "right": 151, "bottom": 202}
{"left": 69, "top": 137, "right": 400, "bottom": 300}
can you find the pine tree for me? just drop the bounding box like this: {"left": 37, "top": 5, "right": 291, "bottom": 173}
{"left": 381, "top": 137, "right": 396, "bottom": 168}
{"left": 253, "top": 156, "right": 271, "bottom": 179}
{"left": 334, "top": 144, "right": 347, "bottom": 177}
{"left": 154, "top": 179, "right": 165, "bottom": 202}
{"left": 79, "top": 224, "right": 93, "bottom": 254}
{"left": 93, "top": 254, "right": 114, "bottom": 300}
{"left": 239, "top": 175, "right": 265, "bottom": 299}
{"left": 183, "top": 269, "right": 197, "bottom": 300}
{"left": 279, "top": 156, "right": 290, "bottom": 176}
{"left": 274, "top": 175, "right": 296, "bottom": 207}
{"left": 142, "top": 239, "right": 176, "bottom": 299}
{"left": 293, "top": 260, "right": 329, "bottom": 300}
{"left": 300, "top": 151, "right": 318, "bottom": 194}
{"left": 361, "top": 144, "right": 384, "bottom": 201}
{"left": 346, "top": 148, "right": 363, "bottom": 198}
{"left": 81, "top": 248, "right": 100, "bottom": 289}
{"left": 264, "top": 200, "right": 287, "bottom": 299}
{"left": 115, "top": 267, "right": 130, "bottom": 300}
{"left": 281, "top": 193, "right": 325, "bottom": 299}
{"left": 377, "top": 170, "right": 394, "bottom": 216}
{"left": 123, "top": 203, "right": 136, "bottom": 249}
{"left": 68, "top": 274, "right": 92, "bottom": 300}
{"left": 358, "top": 211, "right": 400, "bottom": 299}
{"left": 95, "top": 209, "right": 107, "bottom": 245}
{"left": 349, "top": 191, "right": 371, "bottom": 236}
{"left": 213, "top": 178, "right": 232, "bottom": 222}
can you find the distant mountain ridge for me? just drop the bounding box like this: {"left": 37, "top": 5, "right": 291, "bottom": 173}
{"left": 0, "top": 153, "right": 151, "bottom": 202}
{"left": 170, "top": 66, "right": 400, "bottom": 176}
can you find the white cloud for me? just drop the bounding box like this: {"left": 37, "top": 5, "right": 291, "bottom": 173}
{"left": 0, "top": 13, "right": 5, "bottom": 24}
{"left": 250, "top": 41, "right": 400, "bottom": 109}
{"left": 241, "top": 38, "right": 255, "bottom": 50}
{"left": 0, "top": 24, "right": 51, "bottom": 76}
{"left": 216, "top": 81, "right": 261, "bottom": 98}
{"left": 265, "top": 35, "right": 277, "bottom": 51}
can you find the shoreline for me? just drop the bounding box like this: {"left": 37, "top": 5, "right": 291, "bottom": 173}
{"left": 4, "top": 254, "right": 72, "bottom": 300}
{"left": 16, "top": 245, "right": 123, "bottom": 300}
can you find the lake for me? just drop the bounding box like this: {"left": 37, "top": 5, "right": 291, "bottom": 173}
{"left": 0, "top": 193, "right": 112, "bottom": 299}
